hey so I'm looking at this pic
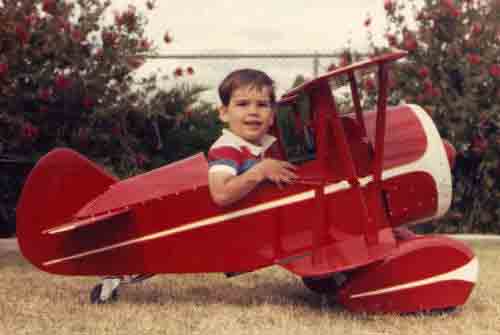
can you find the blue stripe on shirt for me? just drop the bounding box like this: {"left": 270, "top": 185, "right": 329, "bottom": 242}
{"left": 239, "top": 159, "right": 258, "bottom": 174}
{"left": 209, "top": 159, "right": 239, "bottom": 171}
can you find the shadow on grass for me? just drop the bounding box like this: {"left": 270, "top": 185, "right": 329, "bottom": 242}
{"left": 102, "top": 274, "right": 462, "bottom": 318}
{"left": 106, "top": 274, "right": 343, "bottom": 314}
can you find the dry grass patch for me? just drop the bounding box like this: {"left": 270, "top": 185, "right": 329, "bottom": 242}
{"left": 1, "top": 240, "right": 499, "bottom": 335}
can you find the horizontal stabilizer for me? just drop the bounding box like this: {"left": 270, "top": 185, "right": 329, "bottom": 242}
{"left": 43, "top": 207, "right": 131, "bottom": 235}
{"left": 74, "top": 153, "right": 208, "bottom": 218}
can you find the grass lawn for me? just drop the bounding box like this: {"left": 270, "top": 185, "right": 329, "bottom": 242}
{"left": 1, "top": 240, "right": 499, "bottom": 335}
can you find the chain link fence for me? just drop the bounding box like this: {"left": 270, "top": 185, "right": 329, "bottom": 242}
{"left": 141, "top": 51, "right": 352, "bottom": 104}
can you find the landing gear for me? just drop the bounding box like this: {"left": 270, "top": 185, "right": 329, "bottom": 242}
{"left": 90, "top": 281, "right": 119, "bottom": 304}
{"left": 89, "top": 274, "right": 155, "bottom": 304}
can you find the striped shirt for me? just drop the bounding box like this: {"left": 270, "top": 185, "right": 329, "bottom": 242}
{"left": 208, "top": 129, "right": 276, "bottom": 176}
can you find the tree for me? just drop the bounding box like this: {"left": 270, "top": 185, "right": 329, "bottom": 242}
{"left": 347, "top": 0, "right": 500, "bottom": 233}
{"left": 0, "top": 0, "right": 219, "bottom": 236}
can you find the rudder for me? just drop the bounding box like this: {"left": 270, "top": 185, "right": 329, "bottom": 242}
{"left": 16, "top": 148, "right": 118, "bottom": 272}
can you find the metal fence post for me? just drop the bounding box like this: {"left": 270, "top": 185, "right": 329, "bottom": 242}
{"left": 313, "top": 52, "right": 319, "bottom": 78}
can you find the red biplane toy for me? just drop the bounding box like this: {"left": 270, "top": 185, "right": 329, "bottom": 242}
{"left": 17, "top": 50, "right": 478, "bottom": 313}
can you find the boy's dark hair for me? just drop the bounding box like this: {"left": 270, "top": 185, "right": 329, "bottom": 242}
{"left": 218, "top": 69, "right": 275, "bottom": 106}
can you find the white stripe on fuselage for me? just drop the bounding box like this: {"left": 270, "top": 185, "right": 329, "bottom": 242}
{"left": 349, "top": 257, "right": 478, "bottom": 299}
{"left": 44, "top": 105, "right": 450, "bottom": 267}
{"left": 43, "top": 190, "right": 316, "bottom": 266}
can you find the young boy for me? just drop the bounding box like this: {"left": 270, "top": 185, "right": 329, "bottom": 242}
{"left": 95, "top": 70, "right": 295, "bottom": 300}
{"left": 208, "top": 69, "right": 297, "bottom": 206}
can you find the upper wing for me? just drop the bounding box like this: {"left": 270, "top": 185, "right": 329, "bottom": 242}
{"left": 281, "top": 50, "right": 408, "bottom": 100}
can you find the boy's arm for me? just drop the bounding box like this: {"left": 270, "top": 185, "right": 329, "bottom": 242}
{"left": 209, "top": 168, "right": 264, "bottom": 207}
{"left": 209, "top": 159, "right": 297, "bottom": 207}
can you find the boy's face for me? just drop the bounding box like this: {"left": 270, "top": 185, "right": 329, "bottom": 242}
{"left": 219, "top": 85, "right": 274, "bottom": 145}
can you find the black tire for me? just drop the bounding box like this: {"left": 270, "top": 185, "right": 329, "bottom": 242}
{"left": 90, "top": 283, "right": 118, "bottom": 304}
{"left": 302, "top": 273, "right": 346, "bottom": 295}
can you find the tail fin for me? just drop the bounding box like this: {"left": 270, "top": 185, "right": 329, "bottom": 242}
{"left": 16, "top": 148, "right": 118, "bottom": 269}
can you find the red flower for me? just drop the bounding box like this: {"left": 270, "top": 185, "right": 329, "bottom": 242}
{"left": 121, "top": 6, "right": 137, "bottom": 31}
{"left": 441, "top": 0, "right": 461, "bottom": 17}
{"left": 441, "top": 0, "right": 454, "bottom": 10}
{"left": 57, "top": 17, "right": 70, "bottom": 31}
{"left": 423, "top": 79, "right": 433, "bottom": 96}
{"left": 364, "top": 78, "right": 376, "bottom": 91}
{"left": 42, "top": 0, "right": 56, "bottom": 14}
{"left": 25, "top": 13, "right": 39, "bottom": 27}
{"left": 387, "top": 74, "right": 396, "bottom": 89}
{"left": 21, "top": 122, "right": 39, "bottom": 139}
{"left": 102, "top": 31, "right": 118, "bottom": 47}
{"left": 0, "top": 63, "right": 8, "bottom": 77}
{"left": 16, "top": 25, "right": 29, "bottom": 45}
{"left": 432, "top": 87, "right": 442, "bottom": 98}
{"left": 403, "top": 36, "right": 418, "bottom": 51}
{"left": 490, "top": 64, "right": 500, "bottom": 78}
{"left": 164, "top": 32, "right": 173, "bottom": 44}
{"left": 38, "top": 88, "right": 52, "bottom": 101}
{"left": 384, "top": 0, "right": 395, "bottom": 12}
{"left": 136, "top": 153, "right": 148, "bottom": 167}
{"left": 139, "top": 39, "right": 151, "bottom": 50}
{"left": 184, "top": 106, "right": 193, "bottom": 118}
{"left": 82, "top": 96, "right": 94, "bottom": 109}
{"left": 71, "top": 28, "right": 83, "bottom": 42}
{"left": 471, "top": 22, "right": 482, "bottom": 35}
{"left": 127, "top": 56, "right": 145, "bottom": 70}
{"left": 467, "top": 53, "right": 481, "bottom": 65}
{"left": 186, "top": 66, "right": 194, "bottom": 75}
{"left": 55, "top": 73, "right": 72, "bottom": 90}
{"left": 111, "top": 125, "right": 121, "bottom": 136}
{"left": 77, "top": 128, "right": 90, "bottom": 144}
{"left": 174, "top": 67, "right": 183, "bottom": 77}
{"left": 339, "top": 56, "right": 350, "bottom": 67}
{"left": 114, "top": 11, "right": 124, "bottom": 26}
{"left": 386, "top": 34, "right": 397, "bottom": 47}
{"left": 423, "top": 78, "right": 433, "bottom": 89}
{"left": 471, "top": 136, "right": 488, "bottom": 154}
{"left": 364, "top": 17, "right": 372, "bottom": 27}
{"left": 450, "top": 7, "right": 461, "bottom": 18}
{"left": 94, "top": 48, "right": 104, "bottom": 59}
{"left": 418, "top": 66, "right": 430, "bottom": 78}
{"left": 416, "top": 11, "right": 427, "bottom": 21}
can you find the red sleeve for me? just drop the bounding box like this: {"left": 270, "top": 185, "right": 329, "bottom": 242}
{"left": 207, "top": 146, "right": 243, "bottom": 175}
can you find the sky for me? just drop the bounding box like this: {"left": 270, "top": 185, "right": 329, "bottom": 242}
{"left": 109, "top": 0, "right": 418, "bottom": 102}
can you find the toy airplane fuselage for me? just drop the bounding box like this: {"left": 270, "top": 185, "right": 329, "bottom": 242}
{"left": 17, "top": 51, "right": 478, "bottom": 313}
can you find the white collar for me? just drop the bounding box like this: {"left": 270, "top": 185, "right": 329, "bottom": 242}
{"left": 222, "top": 129, "right": 276, "bottom": 156}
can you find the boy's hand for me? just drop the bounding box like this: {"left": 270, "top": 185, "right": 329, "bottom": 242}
{"left": 253, "top": 159, "right": 298, "bottom": 187}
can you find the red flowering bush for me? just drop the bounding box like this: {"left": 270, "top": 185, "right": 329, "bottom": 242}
{"left": 357, "top": 0, "right": 500, "bottom": 233}
{"left": 0, "top": 0, "right": 220, "bottom": 236}
{"left": 1, "top": 0, "right": 160, "bottom": 170}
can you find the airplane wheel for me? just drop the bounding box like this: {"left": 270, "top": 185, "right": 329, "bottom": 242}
{"left": 90, "top": 283, "right": 119, "bottom": 304}
{"left": 302, "top": 273, "right": 347, "bottom": 295}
